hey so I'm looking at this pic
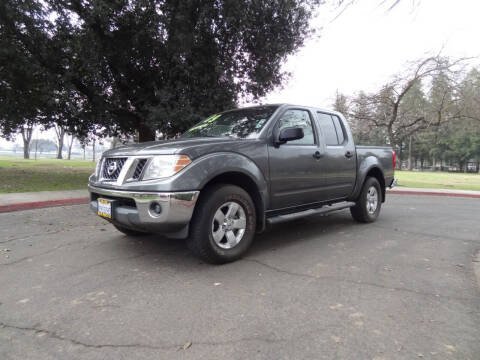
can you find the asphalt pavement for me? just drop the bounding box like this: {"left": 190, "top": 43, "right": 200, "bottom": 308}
{"left": 0, "top": 195, "right": 479, "bottom": 359}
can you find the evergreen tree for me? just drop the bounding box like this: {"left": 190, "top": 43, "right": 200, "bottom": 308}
{"left": 1, "top": 0, "right": 322, "bottom": 142}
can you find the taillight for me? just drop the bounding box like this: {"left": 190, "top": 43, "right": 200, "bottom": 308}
{"left": 392, "top": 151, "right": 396, "bottom": 169}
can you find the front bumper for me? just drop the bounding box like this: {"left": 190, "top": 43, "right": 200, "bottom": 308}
{"left": 88, "top": 185, "right": 199, "bottom": 236}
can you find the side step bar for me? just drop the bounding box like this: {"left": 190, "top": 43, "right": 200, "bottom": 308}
{"left": 266, "top": 201, "right": 356, "bottom": 225}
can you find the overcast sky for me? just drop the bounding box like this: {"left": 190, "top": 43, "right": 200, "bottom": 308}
{"left": 255, "top": 0, "right": 480, "bottom": 107}
{"left": 2, "top": 0, "right": 479, "bottom": 147}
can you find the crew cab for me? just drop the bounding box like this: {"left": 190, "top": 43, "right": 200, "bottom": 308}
{"left": 88, "top": 104, "right": 396, "bottom": 263}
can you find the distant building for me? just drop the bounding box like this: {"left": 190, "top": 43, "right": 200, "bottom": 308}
{"left": 466, "top": 159, "right": 479, "bottom": 173}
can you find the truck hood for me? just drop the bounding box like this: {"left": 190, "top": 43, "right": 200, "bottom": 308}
{"left": 102, "top": 137, "right": 255, "bottom": 158}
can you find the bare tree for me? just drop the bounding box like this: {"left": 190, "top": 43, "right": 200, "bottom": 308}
{"left": 67, "top": 134, "right": 75, "bottom": 160}
{"left": 333, "top": 0, "right": 421, "bottom": 23}
{"left": 34, "top": 129, "right": 38, "bottom": 160}
{"left": 332, "top": 90, "right": 350, "bottom": 116}
{"left": 110, "top": 136, "right": 120, "bottom": 149}
{"left": 349, "top": 56, "right": 468, "bottom": 157}
{"left": 54, "top": 124, "right": 66, "bottom": 159}
{"left": 92, "top": 137, "right": 96, "bottom": 162}
{"left": 20, "top": 124, "right": 34, "bottom": 159}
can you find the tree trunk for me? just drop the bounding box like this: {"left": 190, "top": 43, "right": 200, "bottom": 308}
{"left": 23, "top": 144, "right": 30, "bottom": 159}
{"left": 138, "top": 123, "right": 155, "bottom": 143}
{"left": 407, "top": 136, "right": 413, "bottom": 171}
{"left": 92, "top": 138, "right": 96, "bottom": 162}
{"left": 110, "top": 136, "right": 119, "bottom": 149}
{"left": 21, "top": 126, "right": 33, "bottom": 159}
{"left": 67, "top": 135, "right": 74, "bottom": 160}
{"left": 397, "top": 140, "right": 402, "bottom": 170}
{"left": 34, "top": 137, "right": 38, "bottom": 160}
{"left": 55, "top": 125, "right": 65, "bottom": 159}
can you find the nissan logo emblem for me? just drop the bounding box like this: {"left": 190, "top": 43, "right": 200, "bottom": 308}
{"left": 107, "top": 161, "right": 118, "bottom": 176}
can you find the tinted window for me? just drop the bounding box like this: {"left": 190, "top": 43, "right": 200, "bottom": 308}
{"left": 277, "top": 110, "right": 315, "bottom": 145}
{"left": 317, "top": 112, "right": 339, "bottom": 145}
{"left": 331, "top": 115, "right": 345, "bottom": 144}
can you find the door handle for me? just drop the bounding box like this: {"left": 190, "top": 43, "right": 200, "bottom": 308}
{"left": 345, "top": 151, "right": 354, "bottom": 158}
{"left": 313, "top": 151, "right": 322, "bottom": 160}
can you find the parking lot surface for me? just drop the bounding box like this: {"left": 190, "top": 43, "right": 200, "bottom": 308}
{"left": 1, "top": 195, "right": 479, "bottom": 359}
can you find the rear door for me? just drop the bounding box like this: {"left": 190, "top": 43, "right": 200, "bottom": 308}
{"left": 315, "top": 112, "right": 356, "bottom": 200}
{"left": 267, "top": 108, "right": 324, "bottom": 210}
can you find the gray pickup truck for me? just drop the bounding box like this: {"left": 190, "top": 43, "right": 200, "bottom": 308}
{"left": 89, "top": 104, "right": 396, "bottom": 263}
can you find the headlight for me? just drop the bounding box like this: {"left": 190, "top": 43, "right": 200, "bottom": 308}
{"left": 142, "top": 155, "right": 192, "bottom": 180}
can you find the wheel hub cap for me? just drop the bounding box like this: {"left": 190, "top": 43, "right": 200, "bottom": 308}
{"left": 366, "top": 186, "right": 378, "bottom": 215}
{"left": 212, "top": 201, "right": 247, "bottom": 249}
{"left": 223, "top": 218, "right": 234, "bottom": 231}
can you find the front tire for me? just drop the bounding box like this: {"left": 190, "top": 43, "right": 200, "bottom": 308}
{"left": 187, "top": 184, "right": 256, "bottom": 264}
{"left": 350, "top": 177, "right": 382, "bottom": 223}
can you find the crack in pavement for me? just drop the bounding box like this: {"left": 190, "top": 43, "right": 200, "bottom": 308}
{"left": 194, "top": 324, "right": 340, "bottom": 347}
{"left": 0, "top": 321, "right": 179, "bottom": 350}
{"left": 0, "top": 320, "right": 339, "bottom": 351}
{"left": 474, "top": 250, "right": 480, "bottom": 296}
{"left": 0, "top": 239, "right": 88, "bottom": 267}
{"left": 243, "top": 258, "right": 475, "bottom": 302}
{"left": 371, "top": 224, "right": 480, "bottom": 244}
{"left": 65, "top": 252, "right": 150, "bottom": 277}
{"left": 0, "top": 224, "right": 110, "bottom": 245}
{"left": 0, "top": 229, "right": 67, "bottom": 245}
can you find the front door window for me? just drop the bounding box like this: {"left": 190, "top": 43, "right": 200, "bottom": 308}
{"left": 277, "top": 110, "right": 315, "bottom": 145}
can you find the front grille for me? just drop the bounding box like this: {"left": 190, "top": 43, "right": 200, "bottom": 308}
{"left": 102, "top": 157, "right": 127, "bottom": 181}
{"left": 132, "top": 159, "right": 148, "bottom": 180}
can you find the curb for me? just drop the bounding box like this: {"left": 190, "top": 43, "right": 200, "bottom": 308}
{"left": 388, "top": 189, "right": 480, "bottom": 199}
{"left": 0, "top": 188, "right": 478, "bottom": 214}
{"left": 0, "top": 197, "right": 89, "bottom": 214}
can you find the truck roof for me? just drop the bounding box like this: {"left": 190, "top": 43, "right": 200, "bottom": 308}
{"left": 226, "top": 103, "right": 343, "bottom": 117}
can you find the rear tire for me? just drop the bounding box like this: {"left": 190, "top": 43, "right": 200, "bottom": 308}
{"left": 350, "top": 177, "right": 382, "bottom": 223}
{"left": 113, "top": 224, "right": 150, "bottom": 236}
{"left": 187, "top": 184, "right": 256, "bottom": 264}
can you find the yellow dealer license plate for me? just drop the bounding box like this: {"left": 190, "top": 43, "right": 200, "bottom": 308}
{"left": 97, "top": 198, "right": 113, "bottom": 219}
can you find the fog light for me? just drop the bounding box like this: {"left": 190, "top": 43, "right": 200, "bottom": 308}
{"left": 149, "top": 202, "right": 162, "bottom": 216}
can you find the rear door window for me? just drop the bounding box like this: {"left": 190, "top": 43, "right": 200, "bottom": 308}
{"left": 316, "top": 112, "right": 339, "bottom": 145}
{"left": 331, "top": 115, "right": 345, "bottom": 144}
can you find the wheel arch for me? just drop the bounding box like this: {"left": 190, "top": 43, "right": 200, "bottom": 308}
{"left": 200, "top": 171, "right": 266, "bottom": 232}
{"left": 350, "top": 157, "right": 386, "bottom": 203}
{"left": 365, "top": 167, "right": 386, "bottom": 202}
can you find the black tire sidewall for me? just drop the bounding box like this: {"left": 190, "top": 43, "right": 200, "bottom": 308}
{"left": 360, "top": 177, "right": 382, "bottom": 222}
{"left": 188, "top": 184, "right": 256, "bottom": 263}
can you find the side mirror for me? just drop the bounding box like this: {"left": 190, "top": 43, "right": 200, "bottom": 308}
{"left": 277, "top": 126, "right": 304, "bottom": 145}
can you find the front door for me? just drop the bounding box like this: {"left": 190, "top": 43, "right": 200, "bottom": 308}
{"left": 267, "top": 108, "right": 324, "bottom": 210}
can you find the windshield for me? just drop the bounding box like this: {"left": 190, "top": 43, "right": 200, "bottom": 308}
{"left": 181, "top": 106, "right": 278, "bottom": 139}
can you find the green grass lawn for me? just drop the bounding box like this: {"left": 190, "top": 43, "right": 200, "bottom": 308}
{"left": 1, "top": 156, "right": 480, "bottom": 193}
{"left": 396, "top": 170, "right": 480, "bottom": 191}
{"left": 0, "top": 156, "right": 95, "bottom": 193}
